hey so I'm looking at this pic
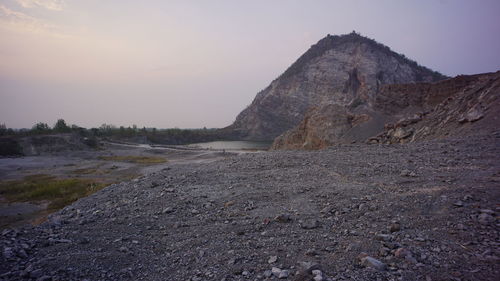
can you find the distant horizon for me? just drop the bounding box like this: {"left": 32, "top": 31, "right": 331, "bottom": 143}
{"left": 1, "top": 0, "right": 499, "bottom": 129}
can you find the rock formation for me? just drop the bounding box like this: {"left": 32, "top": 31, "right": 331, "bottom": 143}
{"left": 273, "top": 71, "right": 500, "bottom": 149}
{"left": 228, "top": 32, "right": 446, "bottom": 141}
{"left": 371, "top": 71, "right": 500, "bottom": 144}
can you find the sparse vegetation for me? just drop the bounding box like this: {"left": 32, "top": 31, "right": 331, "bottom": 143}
{"left": 279, "top": 32, "right": 447, "bottom": 82}
{"left": 53, "top": 119, "right": 71, "bottom": 133}
{"left": 0, "top": 174, "right": 107, "bottom": 210}
{"left": 0, "top": 137, "right": 23, "bottom": 156}
{"left": 71, "top": 168, "right": 111, "bottom": 175}
{"left": 98, "top": 155, "right": 167, "bottom": 164}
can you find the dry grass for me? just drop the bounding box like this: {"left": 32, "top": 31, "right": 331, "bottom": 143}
{"left": 98, "top": 155, "right": 167, "bottom": 164}
{"left": 0, "top": 174, "right": 107, "bottom": 210}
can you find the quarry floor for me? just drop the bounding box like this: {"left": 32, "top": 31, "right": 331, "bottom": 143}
{"left": 0, "top": 135, "right": 499, "bottom": 281}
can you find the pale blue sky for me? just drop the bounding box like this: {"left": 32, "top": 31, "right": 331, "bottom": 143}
{"left": 1, "top": 0, "right": 499, "bottom": 128}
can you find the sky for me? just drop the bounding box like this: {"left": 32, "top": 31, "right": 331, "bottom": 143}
{"left": 1, "top": 0, "right": 499, "bottom": 129}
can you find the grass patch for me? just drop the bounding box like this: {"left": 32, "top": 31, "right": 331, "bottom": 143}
{"left": 0, "top": 174, "right": 107, "bottom": 210}
{"left": 72, "top": 168, "right": 99, "bottom": 175}
{"left": 71, "top": 167, "right": 112, "bottom": 175}
{"left": 98, "top": 155, "right": 167, "bottom": 164}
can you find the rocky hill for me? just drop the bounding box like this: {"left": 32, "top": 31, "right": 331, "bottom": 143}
{"left": 272, "top": 71, "right": 500, "bottom": 149}
{"left": 227, "top": 32, "right": 446, "bottom": 141}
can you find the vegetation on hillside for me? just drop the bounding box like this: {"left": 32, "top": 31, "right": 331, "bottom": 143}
{"left": 279, "top": 31, "right": 447, "bottom": 82}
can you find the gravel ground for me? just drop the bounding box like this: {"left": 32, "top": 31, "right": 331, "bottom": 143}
{"left": 1, "top": 134, "right": 499, "bottom": 281}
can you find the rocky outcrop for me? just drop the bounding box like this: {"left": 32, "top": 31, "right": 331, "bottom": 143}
{"left": 274, "top": 72, "right": 500, "bottom": 149}
{"left": 371, "top": 71, "right": 500, "bottom": 144}
{"left": 271, "top": 104, "right": 373, "bottom": 149}
{"left": 228, "top": 32, "right": 446, "bottom": 141}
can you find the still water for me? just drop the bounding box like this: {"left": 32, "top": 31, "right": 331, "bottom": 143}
{"left": 188, "top": 141, "right": 272, "bottom": 150}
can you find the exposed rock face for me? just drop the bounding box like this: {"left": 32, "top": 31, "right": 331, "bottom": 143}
{"left": 274, "top": 72, "right": 500, "bottom": 149}
{"left": 371, "top": 71, "right": 500, "bottom": 144}
{"left": 271, "top": 104, "right": 372, "bottom": 150}
{"left": 228, "top": 32, "right": 445, "bottom": 141}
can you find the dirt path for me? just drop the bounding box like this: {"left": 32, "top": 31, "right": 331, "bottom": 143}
{"left": 0, "top": 135, "right": 499, "bottom": 280}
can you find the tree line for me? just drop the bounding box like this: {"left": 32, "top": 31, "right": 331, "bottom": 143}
{"left": 0, "top": 119, "right": 224, "bottom": 145}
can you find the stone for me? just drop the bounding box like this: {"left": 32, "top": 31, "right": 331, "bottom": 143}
{"left": 271, "top": 267, "right": 282, "bottom": 277}
{"left": 394, "top": 248, "right": 410, "bottom": 258}
{"left": 275, "top": 213, "right": 292, "bottom": 223}
{"left": 464, "top": 107, "right": 484, "bottom": 122}
{"left": 360, "top": 256, "right": 387, "bottom": 271}
{"left": 300, "top": 219, "right": 320, "bottom": 230}
{"left": 313, "top": 276, "right": 323, "bottom": 281}
{"left": 375, "top": 234, "right": 393, "bottom": 241}
{"left": 268, "top": 256, "right": 278, "bottom": 264}
{"left": 162, "top": 207, "right": 174, "bottom": 214}
{"left": 389, "top": 222, "right": 401, "bottom": 232}
{"left": 278, "top": 270, "right": 289, "bottom": 279}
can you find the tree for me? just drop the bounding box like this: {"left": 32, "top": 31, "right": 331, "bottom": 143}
{"left": 32, "top": 122, "right": 51, "bottom": 134}
{"left": 53, "top": 119, "right": 70, "bottom": 133}
{"left": 0, "top": 123, "right": 6, "bottom": 136}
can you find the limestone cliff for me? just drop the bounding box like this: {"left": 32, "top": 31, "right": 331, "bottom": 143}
{"left": 228, "top": 32, "right": 446, "bottom": 141}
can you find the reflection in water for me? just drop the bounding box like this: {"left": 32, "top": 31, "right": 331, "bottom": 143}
{"left": 188, "top": 141, "right": 271, "bottom": 150}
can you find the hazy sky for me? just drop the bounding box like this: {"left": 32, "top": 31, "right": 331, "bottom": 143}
{"left": 1, "top": 0, "right": 499, "bottom": 129}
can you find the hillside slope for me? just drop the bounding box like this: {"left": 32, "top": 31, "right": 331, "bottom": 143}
{"left": 228, "top": 32, "right": 445, "bottom": 141}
